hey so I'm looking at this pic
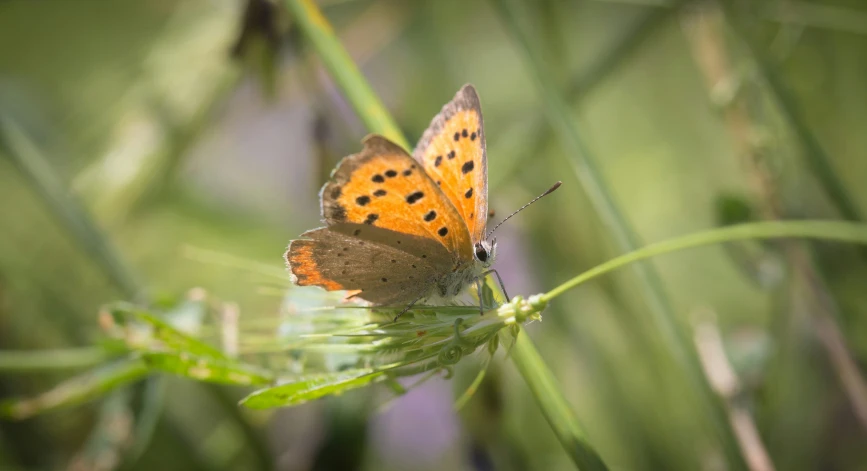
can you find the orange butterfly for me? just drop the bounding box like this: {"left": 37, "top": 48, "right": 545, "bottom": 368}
{"left": 286, "top": 85, "right": 556, "bottom": 315}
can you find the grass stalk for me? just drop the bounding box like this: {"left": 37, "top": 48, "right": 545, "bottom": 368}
{"left": 0, "top": 116, "right": 143, "bottom": 300}
{"left": 718, "top": 0, "right": 864, "bottom": 223}
{"left": 488, "top": 0, "right": 749, "bottom": 468}
{"left": 490, "top": 6, "right": 672, "bottom": 190}
{"left": 543, "top": 220, "right": 867, "bottom": 302}
{"left": 510, "top": 328, "right": 609, "bottom": 470}
{"left": 282, "top": 0, "right": 609, "bottom": 467}
{"left": 282, "top": 0, "right": 409, "bottom": 150}
{"left": 0, "top": 348, "right": 116, "bottom": 373}
{"left": 0, "top": 114, "right": 165, "bottom": 465}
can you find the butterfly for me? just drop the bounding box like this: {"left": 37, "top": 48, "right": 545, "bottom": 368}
{"left": 286, "top": 85, "right": 548, "bottom": 315}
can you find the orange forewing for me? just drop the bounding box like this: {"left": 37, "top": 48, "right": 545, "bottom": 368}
{"left": 413, "top": 85, "right": 487, "bottom": 243}
{"left": 321, "top": 136, "right": 472, "bottom": 261}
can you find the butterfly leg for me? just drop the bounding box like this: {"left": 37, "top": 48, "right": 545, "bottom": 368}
{"left": 474, "top": 277, "right": 485, "bottom": 316}
{"left": 393, "top": 292, "right": 427, "bottom": 322}
{"left": 480, "top": 269, "right": 510, "bottom": 302}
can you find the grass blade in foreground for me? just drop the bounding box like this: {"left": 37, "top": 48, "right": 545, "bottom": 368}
{"left": 0, "top": 114, "right": 163, "bottom": 465}
{"left": 511, "top": 329, "right": 608, "bottom": 470}
{"left": 488, "top": 0, "right": 748, "bottom": 468}
{"left": 543, "top": 220, "right": 867, "bottom": 301}
{"left": 282, "top": 0, "right": 408, "bottom": 150}
{"left": 0, "top": 360, "right": 149, "bottom": 420}
{"left": 281, "top": 0, "right": 610, "bottom": 468}
{"left": 0, "top": 348, "right": 116, "bottom": 373}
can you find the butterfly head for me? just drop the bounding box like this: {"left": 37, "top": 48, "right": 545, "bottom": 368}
{"left": 474, "top": 239, "right": 497, "bottom": 267}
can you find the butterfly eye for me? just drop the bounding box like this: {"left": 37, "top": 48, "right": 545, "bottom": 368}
{"left": 474, "top": 243, "right": 488, "bottom": 263}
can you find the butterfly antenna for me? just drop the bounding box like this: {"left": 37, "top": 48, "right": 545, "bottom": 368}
{"left": 486, "top": 181, "right": 562, "bottom": 239}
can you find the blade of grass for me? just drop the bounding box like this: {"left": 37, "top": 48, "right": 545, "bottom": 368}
{"left": 282, "top": 0, "right": 408, "bottom": 150}
{"left": 0, "top": 359, "right": 149, "bottom": 420}
{"left": 718, "top": 0, "right": 864, "bottom": 224}
{"left": 0, "top": 347, "right": 117, "bottom": 373}
{"left": 0, "top": 114, "right": 165, "bottom": 466}
{"left": 510, "top": 328, "right": 608, "bottom": 471}
{"left": 488, "top": 0, "right": 749, "bottom": 468}
{"left": 542, "top": 220, "right": 867, "bottom": 301}
{"left": 0, "top": 116, "right": 143, "bottom": 300}
{"left": 490, "top": 6, "right": 675, "bottom": 190}
{"left": 281, "top": 1, "right": 610, "bottom": 468}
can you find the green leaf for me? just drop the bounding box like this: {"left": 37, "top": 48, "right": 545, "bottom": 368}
{"left": 240, "top": 369, "right": 386, "bottom": 409}
{"left": 0, "top": 359, "right": 149, "bottom": 420}
{"left": 114, "top": 306, "right": 226, "bottom": 360}
{"left": 509, "top": 328, "right": 608, "bottom": 471}
{"left": 141, "top": 352, "right": 273, "bottom": 386}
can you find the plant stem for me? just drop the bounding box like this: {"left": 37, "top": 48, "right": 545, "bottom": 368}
{"left": 487, "top": 0, "right": 743, "bottom": 468}
{"left": 510, "top": 328, "right": 609, "bottom": 471}
{"left": 490, "top": 6, "right": 673, "bottom": 190}
{"left": 684, "top": 5, "right": 867, "bottom": 435}
{"left": 282, "top": 0, "right": 609, "bottom": 467}
{"left": 0, "top": 112, "right": 168, "bottom": 466}
{"left": 0, "top": 116, "right": 143, "bottom": 300}
{"left": 282, "top": 0, "right": 409, "bottom": 150}
{"left": 718, "top": 0, "right": 863, "bottom": 224}
{"left": 0, "top": 348, "right": 116, "bottom": 373}
{"left": 543, "top": 220, "right": 867, "bottom": 302}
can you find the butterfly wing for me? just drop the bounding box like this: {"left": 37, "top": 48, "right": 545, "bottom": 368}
{"left": 287, "top": 135, "right": 473, "bottom": 305}
{"left": 286, "top": 223, "right": 452, "bottom": 305}
{"left": 320, "top": 135, "right": 472, "bottom": 261}
{"left": 413, "top": 84, "right": 487, "bottom": 244}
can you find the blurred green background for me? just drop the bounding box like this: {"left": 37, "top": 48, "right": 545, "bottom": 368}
{"left": 2, "top": 0, "right": 867, "bottom": 469}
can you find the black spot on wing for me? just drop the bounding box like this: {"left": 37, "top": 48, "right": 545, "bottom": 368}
{"left": 405, "top": 191, "right": 424, "bottom": 204}
{"left": 424, "top": 210, "right": 437, "bottom": 222}
{"left": 356, "top": 195, "right": 370, "bottom": 206}
{"left": 438, "top": 227, "right": 448, "bottom": 237}
{"left": 462, "top": 160, "right": 474, "bottom": 174}
{"left": 372, "top": 174, "right": 384, "bottom": 183}
{"left": 373, "top": 189, "right": 387, "bottom": 197}
{"left": 434, "top": 156, "right": 442, "bottom": 167}
{"left": 364, "top": 213, "right": 379, "bottom": 225}
{"left": 330, "top": 204, "right": 347, "bottom": 221}
{"left": 385, "top": 169, "right": 397, "bottom": 178}
{"left": 465, "top": 188, "right": 473, "bottom": 198}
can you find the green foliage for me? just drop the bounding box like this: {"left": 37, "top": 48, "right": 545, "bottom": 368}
{"left": 0, "top": 360, "right": 149, "bottom": 420}
{"left": 140, "top": 352, "right": 273, "bottom": 386}
{"left": 241, "top": 369, "right": 386, "bottom": 408}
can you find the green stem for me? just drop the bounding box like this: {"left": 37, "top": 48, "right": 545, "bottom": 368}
{"left": 718, "top": 0, "right": 863, "bottom": 223}
{"left": 283, "top": 0, "right": 409, "bottom": 150}
{"left": 544, "top": 220, "right": 867, "bottom": 302}
{"left": 489, "top": 7, "right": 672, "bottom": 190}
{"left": 0, "top": 116, "right": 143, "bottom": 300}
{"left": 488, "top": 0, "right": 748, "bottom": 468}
{"left": 0, "top": 348, "right": 116, "bottom": 373}
{"left": 0, "top": 113, "right": 163, "bottom": 464}
{"left": 511, "top": 328, "right": 609, "bottom": 471}
{"left": 282, "top": 0, "right": 608, "bottom": 467}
